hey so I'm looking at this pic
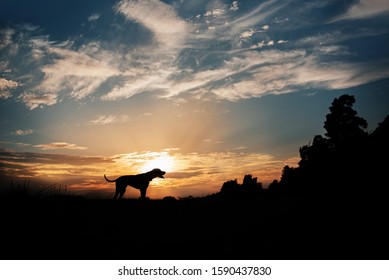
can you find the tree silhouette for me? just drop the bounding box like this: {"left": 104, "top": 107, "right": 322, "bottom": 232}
{"left": 370, "top": 115, "right": 389, "bottom": 146}
{"left": 322, "top": 95, "right": 370, "bottom": 192}
{"left": 368, "top": 114, "right": 389, "bottom": 194}
{"left": 324, "top": 94, "right": 368, "bottom": 149}
{"left": 242, "top": 174, "right": 262, "bottom": 190}
{"left": 218, "top": 94, "right": 387, "bottom": 198}
{"left": 278, "top": 165, "right": 302, "bottom": 193}
{"left": 299, "top": 135, "right": 332, "bottom": 169}
{"left": 276, "top": 94, "right": 387, "bottom": 196}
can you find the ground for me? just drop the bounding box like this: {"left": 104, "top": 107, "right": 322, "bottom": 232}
{"left": 1, "top": 192, "right": 388, "bottom": 260}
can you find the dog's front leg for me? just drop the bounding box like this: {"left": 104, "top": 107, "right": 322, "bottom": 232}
{"left": 140, "top": 188, "right": 147, "bottom": 199}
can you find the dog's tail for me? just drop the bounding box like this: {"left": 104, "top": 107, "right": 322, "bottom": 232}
{"left": 104, "top": 174, "right": 116, "bottom": 182}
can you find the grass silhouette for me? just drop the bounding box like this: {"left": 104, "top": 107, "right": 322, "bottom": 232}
{"left": 1, "top": 180, "right": 82, "bottom": 202}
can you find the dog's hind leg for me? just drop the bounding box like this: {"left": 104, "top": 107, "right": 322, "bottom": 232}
{"left": 114, "top": 182, "right": 126, "bottom": 199}
{"left": 117, "top": 183, "right": 126, "bottom": 199}
{"left": 118, "top": 190, "right": 126, "bottom": 199}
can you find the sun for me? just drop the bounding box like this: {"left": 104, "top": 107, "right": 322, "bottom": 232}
{"left": 140, "top": 154, "right": 175, "bottom": 173}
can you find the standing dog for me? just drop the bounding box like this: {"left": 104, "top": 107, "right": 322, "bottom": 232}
{"left": 104, "top": 168, "right": 166, "bottom": 199}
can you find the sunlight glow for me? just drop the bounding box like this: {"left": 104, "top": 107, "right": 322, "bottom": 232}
{"left": 140, "top": 154, "right": 175, "bottom": 173}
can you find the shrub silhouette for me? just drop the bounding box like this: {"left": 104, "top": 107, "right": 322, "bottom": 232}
{"left": 220, "top": 174, "right": 262, "bottom": 197}
{"left": 221, "top": 179, "right": 239, "bottom": 193}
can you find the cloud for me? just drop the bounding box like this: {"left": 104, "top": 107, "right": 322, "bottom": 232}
{"left": 190, "top": 1, "right": 278, "bottom": 41}
{"left": 101, "top": 67, "right": 174, "bottom": 100}
{"left": 203, "top": 0, "right": 233, "bottom": 19}
{"left": 38, "top": 43, "right": 121, "bottom": 100}
{"left": 332, "top": 0, "right": 389, "bottom": 21}
{"left": 33, "top": 142, "right": 88, "bottom": 150}
{"left": 164, "top": 8, "right": 387, "bottom": 101}
{"left": 3, "top": 20, "right": 179, "bottom": 105}
{"left": 12, "top": 129, "right": 34, "bottom": 136}
{"left": 0, "top": 149, "right": 109, "bottom": 166}
{"left": 296, "top": 29, "right": 386, "bottom": 47}
{"left": 88, "top": 13, "right": 100, "bottom": 22}
{"left": 1, "top": 26, "right": 124, "bottom": 108}
{"left": 115, "top": 0, "right": 191, "bottom": 49}
{"left": 0, "top": 28, "right": 15, "bottom": 49}
{"left": 0, "top": 141, "right": 32, "bottom": 148}
{"left": 165, "top": 50, "right": 300, "bottom": 99}
{"left": 19, "top": 92, "right": 57, "bottom": 110}
{"left": 230, "top": 1, "right": 239, "bottom": 11}
{"left": 250, "top": 40, "right": 274, "bottom": 49}
{"left": 1, "top": 25, "right": 40, "bottom": 57}
{"left": 239, "top": 29, "right": 256, "bottom": 39}
{"left": 89, "top": 115, "right": 130, "bottom": 125}
{"left": 166, "top": 171, "right": 203, "bottom": 179}
{"left": 3, "top": 0, "right": 389, "bottom": 108}
{"left": 0, "top": 78, "right": 19, "bottom": 99}
{"left": 205, "top": 8, "right": 225, "bottom": 17}
{"left": 170, "top": 49, "right": 389, "bottom": 101}
{"left": 141, "top": 112, "right": 153, "bottom": 117}
{"left": 225, "top": 0, "right": 285, "bottom": 36}
{"left": 0, "top": 149, "right": 113, "bottom": 184}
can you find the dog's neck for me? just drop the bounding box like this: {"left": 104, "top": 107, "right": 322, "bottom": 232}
{"left": 145, "top": 172, "right": 157, "bottom": 181}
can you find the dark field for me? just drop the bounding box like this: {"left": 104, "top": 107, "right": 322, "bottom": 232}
{"left": 1, "top": 191, "right": 387, "bottom": 260}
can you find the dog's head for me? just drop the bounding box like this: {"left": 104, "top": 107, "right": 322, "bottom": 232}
{"left": 149, "top": 168, "right": 166, "bottom": 179}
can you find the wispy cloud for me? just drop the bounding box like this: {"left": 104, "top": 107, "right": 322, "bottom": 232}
{"left": 295, "top": 29, "right": 386, "bottom": 47}
{"left": 0, "top": 149, "right": 109, "bottom": 166}
{"left": 230, "top": 1, "right": 239, "bottom": 12}
{"left": 0, "top": 141, "right": 32, "bottom": 148}
{"left": 168, "top": 46, "right": 388, "bottom": 100}
{"left": 115, "top": 0, "right": 191, "bottom": 49}
{"left": 1, "top": 26, "right": 123, "bottom": 108}
{"left": 38, "top": 42, "right": 121, "bottom": 100}
{"left": 34, "top": 142, "right": 88, "bottom": 150}
{"left": 225, "top": 0, "right": 285, "bottom": 36}
{"left": 0, "top": 148, "right": 112, "bottom": 184}
{"left": 204, "top": 51, "right": 389, "bottom": 100}
{"left": 2, "top": 0, "right": 389, "bottom": 108}
{"left": 88, "top": 13, "right": 100, "bottom": 22}
{"left": 331, "top": 0, "right": 389, "bottom": 21}
{"left": 19, "top": 92, "right": 57, "bottom": 110}
{"left": 0, "top": 28, "right": 15, "bottom": 49}
{"left": 89, "top": 115, "right": 130, "bottom": 125}
{"left": 12, "top": 129, "right": 34, "bottom": 136}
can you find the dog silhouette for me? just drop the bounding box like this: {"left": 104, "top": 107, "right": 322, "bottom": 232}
{"left": 104, "top": 168, "right": 166, "bottom": 199}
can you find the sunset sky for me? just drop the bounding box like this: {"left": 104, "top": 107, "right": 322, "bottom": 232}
{"left": 1, "top": 0, "right": 389, "bottom": 198}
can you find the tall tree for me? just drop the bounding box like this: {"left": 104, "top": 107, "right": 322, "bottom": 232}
{"left": 323, "top": 94, "right": 368, "bottom": 148}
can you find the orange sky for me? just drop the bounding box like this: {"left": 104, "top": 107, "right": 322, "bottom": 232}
{"left": 0, "top": 148, "right": 299, "bottom": 199}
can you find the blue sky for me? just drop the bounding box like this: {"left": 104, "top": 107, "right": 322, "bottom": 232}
{"left": 1, "top": 0, "right": 389, "bottom": 198}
